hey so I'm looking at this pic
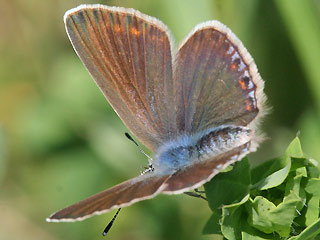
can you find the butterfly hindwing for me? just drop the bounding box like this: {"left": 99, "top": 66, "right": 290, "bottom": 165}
{"left": 47, "top": 174, "right": 171, "bottom": 222}
{"left": 173, "top": 21, "right": 266, "bottom": 134}
{"left": 162, "top": 142, "right": 251, "bottom": 194}
{"left": 47, "top": 141, "right": 251, "bottom": 222}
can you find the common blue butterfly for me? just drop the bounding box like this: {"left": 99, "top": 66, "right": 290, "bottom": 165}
{"left": 47, "top": 4, "right": 266, "bottom": 223}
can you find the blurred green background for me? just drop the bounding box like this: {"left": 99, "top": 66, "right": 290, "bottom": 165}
{"left": 1, "top": 0, "right": 320, "bottom": 239}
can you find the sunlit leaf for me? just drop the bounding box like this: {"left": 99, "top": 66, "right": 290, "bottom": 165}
{"left": 205, "top": 158, "right": 251, "bottom": 211}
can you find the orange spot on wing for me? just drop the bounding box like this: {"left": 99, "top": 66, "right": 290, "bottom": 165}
{"left": 131, "top": 28, "right": 140, "bottom": 36}
{"left": 231, "top": 63, "right": 237, "bottom": 70}
{"left": 245, "top": 99, "right": 253, "bottom": 112}
{"left": 114, "top": 25, "right": 122, "bottom": 32}
{"left": 238, "top": 79, "right": 247, "bottom": 90}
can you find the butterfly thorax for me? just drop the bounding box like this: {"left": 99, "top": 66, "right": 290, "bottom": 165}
{"left": 153, "top": 125, "right": 253, "bottom": 174}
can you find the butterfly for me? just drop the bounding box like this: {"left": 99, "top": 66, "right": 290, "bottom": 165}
{"left": 47, "top": 4, "right": 266, "bottom": 222}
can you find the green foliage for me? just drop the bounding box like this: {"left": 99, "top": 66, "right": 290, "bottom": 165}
{"left": 204, "top": 138, "right": 320, "bottom": 239}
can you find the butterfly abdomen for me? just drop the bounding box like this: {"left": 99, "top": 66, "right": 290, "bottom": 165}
{"left": 154, "top": 126, "right": 253, "bottom": 174}
{"left": 196, "top": 126, "right": 252, "bottom": 159}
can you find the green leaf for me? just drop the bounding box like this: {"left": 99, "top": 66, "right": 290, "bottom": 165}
{"left": 307, "top": 164, "right": 320, "bottom": 179}
{"left": 204, "top": 137, "right": 320, "bottom": 239}
{"left": 242, "top": 233, "right": 265, "bottom": 240}
{"left": 252, "top": 155, "right": 291, "bottom": 190}
{"left": 205, "top": 158, "right": 251, "bottom": 211}
{"left": 203, "top": 211, "right": 221, "bottom": 235}
{"left": 242, "top": 231, "right": 278, "bottom": 240}
{"left": 289, "top": 218, "right": 320, "bottom": 240}
{"left": 251, "top": 137, "right": 303, "bottom": 191}
{"left": 247, "top": 197, "right": 275, "bottom": 233}
{"left": 305, "top": 178, "right": 320, "bottom": 197}
{"left": 304, "top": 178, "right": 320, "bottom": 228}
{"left": 221, "top": 195, "right": 250, "bottom": 240}
{"left": 247, "top": 196, "right": 300, "bottom": 237}
{"left": 251, "top": 158, "right": 279, "bottom": 184}
{"left": 305, "top": 196, "right": 320, "bottom": 227}
{"left": 286, "top": 137, "right": 304, "bottom": 158}
{"left": 284, "top": 167, "right": 307, "bottom": 211}
{"left": 290, "top": 158, "right": 309, "bottom": 174}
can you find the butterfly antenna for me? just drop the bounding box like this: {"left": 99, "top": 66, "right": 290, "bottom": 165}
{"left": 102, "top": 133, "right": 150, "bottom": 237}
{"left": 102, "top": 208, "right": 121, "bottom": 237}
{"left": 125, "top": 132, "right": 153, "bottom": 162}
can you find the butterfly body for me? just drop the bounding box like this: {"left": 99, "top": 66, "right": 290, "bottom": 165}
{"left": 153, "top": 125, "right": 252, "bottom": 174}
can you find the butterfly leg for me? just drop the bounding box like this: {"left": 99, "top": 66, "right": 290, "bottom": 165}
{"left": 140, "top": 163, "right": 155, "bottom": 175}
{"left": 184, "top": 190, "right": 207, "bottom": 201}
{"left": 194, "top": 188, "right": 205, "bottom": 194}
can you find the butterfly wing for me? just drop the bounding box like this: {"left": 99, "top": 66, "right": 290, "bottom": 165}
{"left": 47, "top": 143, "right": 249, "bottom": 222}
{"left": 64, "top": 5, "right": 177, "bottom": 151}
{"left": 173, "top": 21, "right": 266, "bottom": 134}
{"left": 47, "top": 142, "right": 251, "bottom": 222}
{"left": 47, "top": 174, "right": 170, "bottom": 222}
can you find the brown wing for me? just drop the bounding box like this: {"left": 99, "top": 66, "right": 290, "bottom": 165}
{"left": 173, "top": 21, "right": 266, "bottom": 134}
{"left": 64, "top": 5, "right": 176, "bottom": 151}
{"left": 162, "top": 142, "right": 251, "bottom": 194}
{"left": 47, "top": 142, "right": 251, "bottom": 222}
{"left": 47, "top": 174, "right": 170, "bottom": 222}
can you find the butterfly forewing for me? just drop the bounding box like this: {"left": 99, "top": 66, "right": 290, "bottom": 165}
{"left": 173, "top": 21, "right": 265, "bottom": 134}
{"left": 64, "top": 5, "right": 176, "bottom": 151}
